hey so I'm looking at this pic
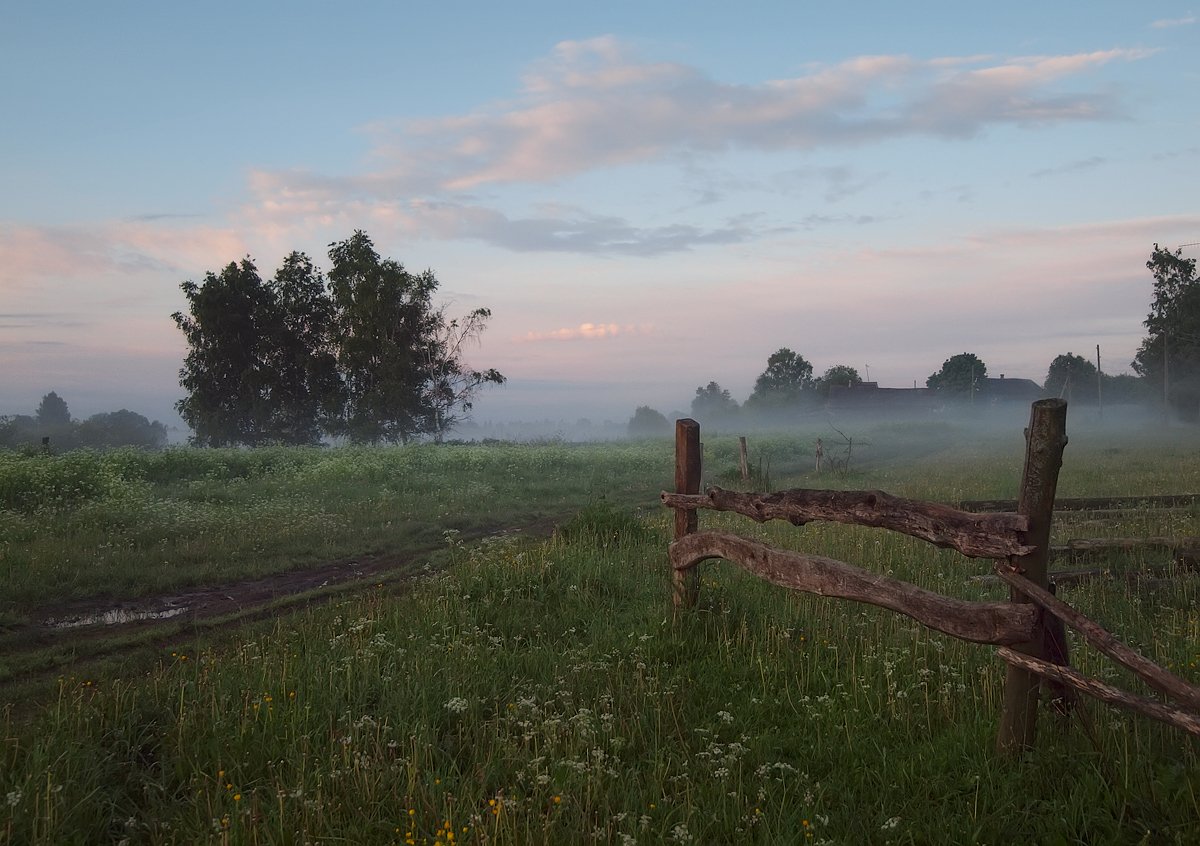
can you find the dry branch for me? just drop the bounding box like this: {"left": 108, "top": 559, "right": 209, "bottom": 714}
{"left": 661, "top": 487, "right": 1030, "bottom": 560}
{"left": 995, "top": 648, "right": 1200, "bottom": 738}
{"left": 995, "top": 566, "right": 1200, "bottom": 711}
{"left": 671, "top": 531, "right": 1039, "bottom": 645}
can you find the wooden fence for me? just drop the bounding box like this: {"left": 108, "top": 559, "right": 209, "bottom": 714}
{"left": 662, "top": 400, "right": 1200, "bottom": 754}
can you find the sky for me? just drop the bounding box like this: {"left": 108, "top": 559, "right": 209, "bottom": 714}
{"left": 2, "top": 1, "right": 1198, "bottom": 428}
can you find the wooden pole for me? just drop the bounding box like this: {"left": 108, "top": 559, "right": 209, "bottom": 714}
{"left": 738, "top": 436, "right": 750, "bottom": 482}
{"left": 1095, "top": 344, "right": 1103, "bottom": 423}
{"left": 996, "top": 399, "right": 1069, "bottom": 755}
{"left": 673, "top": 418, "right": 702, "bottom": 608}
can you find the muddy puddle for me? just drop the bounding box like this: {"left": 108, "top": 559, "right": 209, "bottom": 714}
{"left": 47, "top": 607, "right": 189, "bottom": 629}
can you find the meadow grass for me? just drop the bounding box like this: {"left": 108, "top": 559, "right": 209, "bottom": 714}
{"left": 1, "top": 419, "right": 1199, "bottom": 843}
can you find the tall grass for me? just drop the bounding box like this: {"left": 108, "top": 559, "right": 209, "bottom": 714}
{"left": 2, "top": 421, "right": 1200, "bottom": 843}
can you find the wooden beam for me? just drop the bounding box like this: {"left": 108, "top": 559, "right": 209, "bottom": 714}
{"left": 996, "top": 648, "right": 1200, "bottom": 738}
{"left": 997, "top": 398, "right": 1069, "bottom": 755}
{"left": 670, "top": 531, "right": 1039, "bottom": 646}
{"left": 662, "top": 486, "right": 1030, "bottom": 560}
{"left": 995, "top": 565, "right": 1200, "bottom": 712}
{"left": 672, "top": 419, "right": 702, "bottom": 609}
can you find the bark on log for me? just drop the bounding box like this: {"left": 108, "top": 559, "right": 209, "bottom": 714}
{"left": 661, "top": 487, "right": 1030, "bottom": 560}
{"left": 996, "top": 648, "right": 1200, "bottom": 738}
{"left": 962, "top": 494, "right": 1200, "bottom": 513}
{"left": 670, "top": 531, "right": 1039, "bottom": 645}
{"left": 995, "top": 565, "right": 1200, "bottom": 712}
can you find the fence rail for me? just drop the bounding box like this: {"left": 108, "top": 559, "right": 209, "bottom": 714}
{"left": 662, "top": 400, "right": 1200, "bottom": 754}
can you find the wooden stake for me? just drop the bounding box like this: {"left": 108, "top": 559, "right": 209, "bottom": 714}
{"left": 673, "top": 419, "right": 702, "bottom": 608}
{"left": 738, "top": 436, "right": 750, "bottom": 482}
{"left": 997, "top": 399, "right": 1069, "bottom": 755}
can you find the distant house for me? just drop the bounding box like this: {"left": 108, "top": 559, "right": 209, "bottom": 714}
{"left": 827, "top": 382, "right": 937, "bottom": 415}
{"left": 826, "top": 375, "right": 1043, "bottom": 415}
{"left": 982, "top": 375, "right": 1043, "bottom": 404}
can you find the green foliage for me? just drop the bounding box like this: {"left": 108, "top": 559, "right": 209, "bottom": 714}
{"left": 627, "top": 405, "right": 671, "bottom": 438}
{"left": 328, "top": 231, "right": 439, "bottom": 444}
{"left": 77, "top": 410, "right": 167, "bottom": 449}
{"left": 745, "top": 348, "right": 815, "bottom": 413}
{"left": 927, "top": 352, "right": 987, "bottom": 399}
{"left": 35, "top": 391, "right": 71, "bottom": 428}
{"left": 173, "top": 259, "right": 286, "bottom": 446}
{"left": 690, "top": 381, "right": 739, "bottom": 427}
{"left": 1044, "top": 352, "right": 1098, "bottom": 402}
{"left": 815, "top": 364, "right": 862, "bottom": 398}
{"left": 1, "top": 396, "right": 167, "bottom": 453}
{"left": 1134, "top": 244, "right": 1200, "bottom": 419}
{"left": 173, "top": 231, "right": 504, "bottom": 446}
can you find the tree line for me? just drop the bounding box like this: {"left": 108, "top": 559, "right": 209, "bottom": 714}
{"left": 0, "top": 391, "right": 168, "bottom": 450}
{"left": 172, "top": 231, "right": 504, "bottom": 446}
{"left": 630, "top": 244, "right": 1197, "bottom": 435}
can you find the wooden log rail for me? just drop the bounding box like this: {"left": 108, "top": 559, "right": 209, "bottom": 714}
{"left": 672, "top": 531, "right": 1039, "bottom": 645}
{"left": 661, "top": 487, "right": 1031, "bottom": 560}
{"left": 996, "top": 565, "right": 1200, "bottom": 713}
{"left": 664, "top": 401, "right": 1200, "bottom": 752}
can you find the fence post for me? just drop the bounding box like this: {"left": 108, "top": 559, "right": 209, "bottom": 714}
{"left": 997, "top": 398, "right": 1068, "bottom": 755}
{"left": 673, "top": 418, "right": 702, "bottom": 608}
{"left": 738, "top": 436, "right": 750, "bottom": 482}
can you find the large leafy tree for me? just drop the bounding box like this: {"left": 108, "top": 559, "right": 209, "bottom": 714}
{"left": 927, "top": 352, "right": 987, "bottom": 400}
{"left": 1045, "top": 353, "right": 1098, "bottom": 403}
{"left": 173, "top": 259, "right": 279, "bottom": 446}
{"left": 327, "top": 231, "right": 440, "bottom": 444}
{"left": 266, "top": 252, "right": 343, "bottom": 444}
{"left": 175, "top": 231, "right": 503, "bottom": 445}
{"left": 746, "top": 348, "right": 814, "bottom": 412}
{"left": 1133, "top": 244, "right": 1200, "bottom": 419}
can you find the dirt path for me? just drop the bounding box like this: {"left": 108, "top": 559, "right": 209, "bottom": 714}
{"left": 1, "top": 517, "right": 561, "bottom": 688}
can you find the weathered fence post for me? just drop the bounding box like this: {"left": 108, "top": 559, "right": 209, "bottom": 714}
{"left": 997, "top": 399, "right": 1068, "bottom": 755}
{"left": 738, "top": 436, "right": 750, "bottom": 482}
{"left": 673, "top": 419, "right": 702, "bottom": 608}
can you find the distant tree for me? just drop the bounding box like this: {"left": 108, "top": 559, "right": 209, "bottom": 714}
{"left": 422, "top": 306, "right": 506, "bottom": 443}
{"left": 1044, "top": 353, "right": 1098, "bottom": 403}
{"left": 690, "top": 381, "right": 740, "bottom": 425}
{"left": 745, "top": 348, "right": 815, "bottom": 412}
{"left": 1101, "top": 373, "right": 1152, "bottom": 404}
{"left": 0, "top": 415, "right": 38, "bottom": 449}
{"left": 815, "top": 365, "right": 863, "bottom": 399}
{"left": 174, "top": 231, "right": 503, "bottom": 445}
{"left": 173, "top": 259, "right": 280, "bottom": 446}
{"left": 927, "top": 353, "right": 987, "bottom": 400}
{"left": 78, "top": 410, "right": 168, "bottom": 449}
{"left": 627, "top": 405, "right": 671, "bottom": 438}
{"left": 328, "top": 231, "right": 440, "bottom": 444}
{"left": 1133, "top": 244, "right": 1200, "bottom": 419}
{"left": 36, "top": 391, "right": 72, "bottom": 427}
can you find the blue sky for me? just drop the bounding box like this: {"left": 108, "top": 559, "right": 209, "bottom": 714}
{"left": 2, "top": 2, "right": 1198, "bottom": 426}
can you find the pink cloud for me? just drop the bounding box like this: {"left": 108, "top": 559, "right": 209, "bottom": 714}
{"left": 518, "top": 322, "right": 655, "bottom": 342}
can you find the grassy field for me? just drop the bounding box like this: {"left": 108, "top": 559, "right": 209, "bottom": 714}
{"left": 1, "top": 419, "right": 1199, "bottom": 843}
